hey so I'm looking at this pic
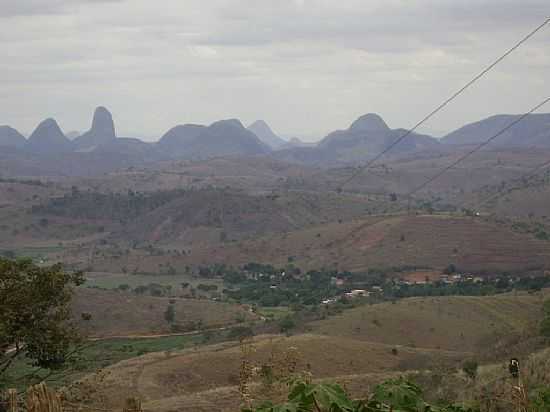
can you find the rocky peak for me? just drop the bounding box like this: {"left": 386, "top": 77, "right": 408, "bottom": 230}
{"left": 90, "top": 106, "right": 116, "bottom": 139}
{"left": 349, "top": 113, "right": 390, "bottom": 132}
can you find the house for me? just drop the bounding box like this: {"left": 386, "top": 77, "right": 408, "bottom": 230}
{"left": 330, "top": 277, "right": 346, "bottom": 287}
{"left": 345, "top": 289, "right": 370, "bottom": 298}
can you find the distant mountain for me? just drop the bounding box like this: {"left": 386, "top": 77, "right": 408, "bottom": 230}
{"left": 26, "top": 118, "right": 73, "bottom": 154}
{"left": 74, "top": 106, "right": 116, "bottom": 150}
{"left": 157, "top": 124, "right": 206, "bottom": 157}
{"left": 247, "top": 120, "right": 287, "bottom": 149}
{"left": 442, "top": 113, "right": 550, "bottom": 147}
{"left": 157, "top": 119, "right": 271, "bottom": 159}
{"left": 66, "top": 131, "right": 81, "bottom": 140}
{"left": 317, "top": 113, "right": 438, "bottom": 159}
{"left": 94, "top": 137, "right": 166, "bottom": 162}
{"left": 283, "top": 137, "right": 316, "bottom": 148}
{"left": 0, "top": 126, "right": 26, "bottom": 148}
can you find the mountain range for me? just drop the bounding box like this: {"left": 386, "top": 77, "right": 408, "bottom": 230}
{"left": 1, "top": 106, "right": 549, "bottom": 176}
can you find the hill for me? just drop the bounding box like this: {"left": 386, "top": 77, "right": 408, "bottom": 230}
{"left": 72, "top": 288, "right": 257, "bottom": 338}
{"left": 184, "top": 119, "right": 271, "bottom": 159}
{"left": 0, "top": 125, "right": 26, "bottom": 148}
{"left": 71, "top": 333, "right": 466, "bottom": 411}
{"left": 319, "top": 114, "right": 438, "bottom": 156}
{"left": 442, "top": 113, "right": 550, "bottom": 147}
{"left": 156, "top": 119, "right": 271, "bottom": 160}
{"left": 157, "top": 124, "right": 206, "bottom": 157}
{"left": 26, "top": 118, "right": 73, "bottom": 154}
{"left": 68, "top": 292, "right": 544, "bottom": 412}
{"left": 309, "top": 293, "right": 543, "bottom": 352}
{"left": 248, "top": 120, "right": 287, "bottom": 149}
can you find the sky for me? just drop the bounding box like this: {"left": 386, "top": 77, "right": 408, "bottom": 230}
{"left": 1, "top": 0, "right": 549, "bottom": 141}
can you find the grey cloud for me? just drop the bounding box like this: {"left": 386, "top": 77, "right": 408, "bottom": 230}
{"left": 0, "top": 0, "right": 123, "bottom": 17}
{"left": 0, "top": 0, "right": 548, "bottom": 138}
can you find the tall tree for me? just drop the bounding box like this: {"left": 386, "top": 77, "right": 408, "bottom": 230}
{"left": 0, "top": 258, "right": 84, "bottom": 380}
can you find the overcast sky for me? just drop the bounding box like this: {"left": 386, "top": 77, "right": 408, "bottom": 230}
{"left": 1, "top": 0, "right": 548, "bottom": 141}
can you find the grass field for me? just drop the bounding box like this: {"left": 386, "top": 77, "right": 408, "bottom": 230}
{"left": 70, "top": 333, "right": 468, "bottom": 412}
{"left": 309, "top": 292, "right": 545, "bottom": 352}
{"left": 0, "top": 333, "right": 221, "bottom": 391}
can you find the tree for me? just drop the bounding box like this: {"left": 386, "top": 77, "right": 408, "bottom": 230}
{"left": 0, "top": 258, "right": 84, "bottom": 378}
{"left": 164, "top": 304, "right": 176, "bottom": 324}
{"left": 462, "top": 360, "right": 478, "bottom": 380}
{"left": 540, "top": 317, "right": 550, "bottom": 338}
{"left": 444, "top": 264, "right": 457, "bottom": 275}
{"left": 278, "top": 316, "right": 296, "bottom": 334}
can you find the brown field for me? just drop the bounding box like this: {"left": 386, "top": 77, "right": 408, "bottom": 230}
{"left": 72, "top": 288, "right": 257, "bottom": 338}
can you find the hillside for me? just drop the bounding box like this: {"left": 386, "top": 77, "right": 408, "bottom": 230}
{"left": 0, "top": 125, "right": 26, "bottom": 148}
{"left": 69, "top": 291, "right": 544, "bottom": 412}
{"left": 93, "top": 214, "right": 550, "bottom": 273}
{"left": 26, "top": 118, "right": 73, "bottom": 154}
{"left": 71, "top": 333, "right": 466, "bottom": 412}
{"left": 248, "top": 120, "right": 287, "bottom": 149}
{"left": 72, "top": 288, "right": 257, "bottom": 338}
{"left": 442, "top": 113, "right": 550, "bottom": 147}
{"left": 309, "top": 293, "right": 543, "bottom": 352}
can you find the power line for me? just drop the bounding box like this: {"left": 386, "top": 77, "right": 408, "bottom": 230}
{"left": 338, "top": 17, "right": 550, "bottom": 191}
{"left": 405, "top": 97, "right": 550, "bottom": 198}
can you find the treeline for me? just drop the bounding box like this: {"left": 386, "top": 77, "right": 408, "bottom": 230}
{"left": 31, "top": 187, "right": 186, "bottom": 221}
{"left": 386, "top": 275, "right": 550, "bottom": 299}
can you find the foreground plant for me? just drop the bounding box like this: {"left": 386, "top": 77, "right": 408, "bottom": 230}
{"left": 243, "top": 377, "right": 478, "bottom": 412}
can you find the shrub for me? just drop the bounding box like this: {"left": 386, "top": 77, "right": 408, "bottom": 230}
{"left": 278, "top": 316, "right": 296, "bottom": 334}
{"left": 540, "top": 317, "right": 550, "bottom": 337}
{"left": 462, "top": 360, "right": 478, "bottom": 380}
{"left": 164, "top": 304, "right": 175, "bottom": 323}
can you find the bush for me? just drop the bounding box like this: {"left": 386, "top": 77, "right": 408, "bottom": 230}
{"left": 278, "top": 316, "right": 296, "bottom": 334}
{"left": 540, "top": 317, "right": 550, "bottom": 337}
{"left": 462, "top": 360, "right": 478, "bottom": 380}
{"left": 164, "top": 304, "right": 175, "bottom": 323}
{"left": 228, "top": 326, "right": 254, "bottom": 340}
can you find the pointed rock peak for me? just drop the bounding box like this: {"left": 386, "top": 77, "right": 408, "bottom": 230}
{"left": 349, "top": 113, "right": 389, "bottom": 132}
{"left": 90, "top": 106, "right": 115, "bottom": 138}
{"left": 32, "top": 118, "right": 64, "bottom": 136}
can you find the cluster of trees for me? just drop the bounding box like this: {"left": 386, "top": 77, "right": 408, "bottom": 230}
{"left": 386, "top": 274, "right": 550, "bottom": 299}
{"left": 225, "top": 268, "right": 350, "bottom": 306}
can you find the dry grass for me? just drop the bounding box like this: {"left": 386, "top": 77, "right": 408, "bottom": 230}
{"left": 309, "top": 293, "right": 544, "bottom": 352}
{"left": 70, "top": 332, "right": 468, "bottom": 412}
{"left": 72, "top": 288, "right": 257, "bottom": 338}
